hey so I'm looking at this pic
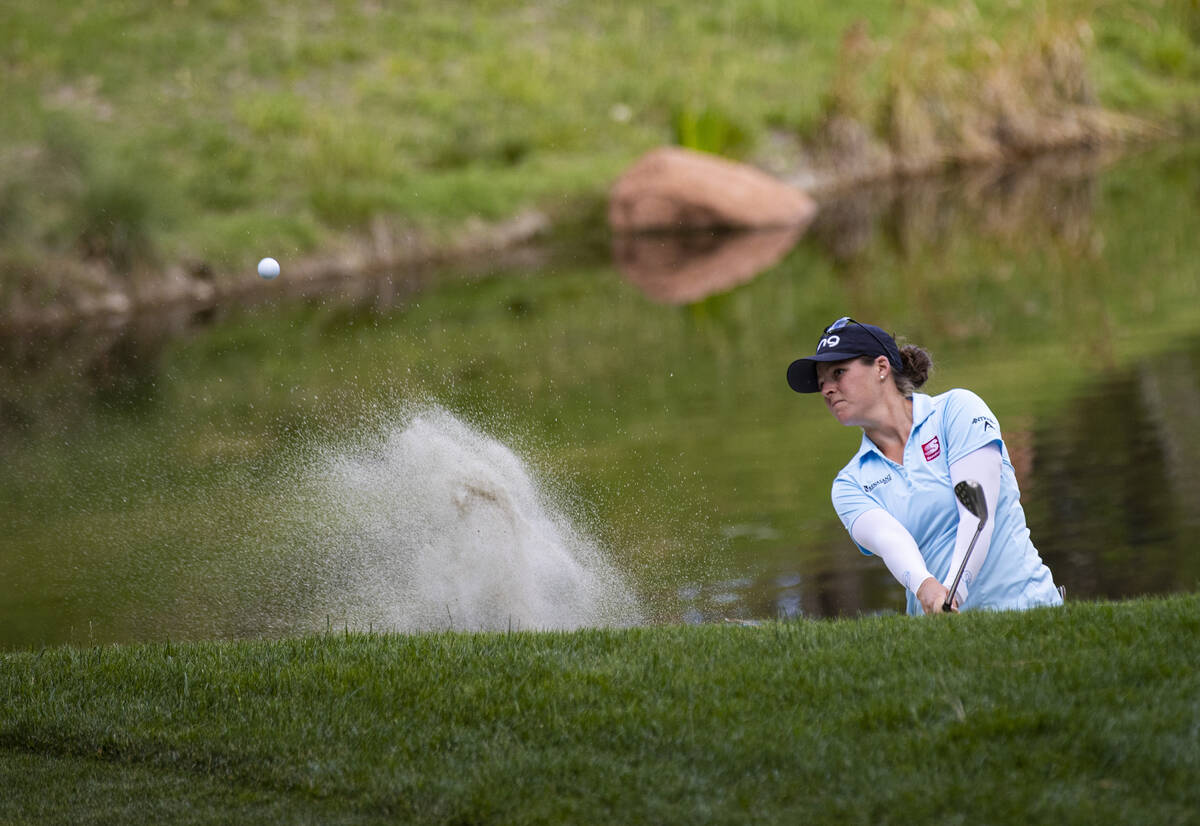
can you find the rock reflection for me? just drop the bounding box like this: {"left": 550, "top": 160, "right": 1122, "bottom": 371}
{"left": 614, "top": 226, "right": 804, "bottom": 305}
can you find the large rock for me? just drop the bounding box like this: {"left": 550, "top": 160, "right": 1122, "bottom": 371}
{"left": 609, "top": 146, "right": 817, "bottom": 232}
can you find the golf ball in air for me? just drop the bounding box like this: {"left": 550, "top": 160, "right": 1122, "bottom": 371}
{"left": 257, "top": 257, "right": 280, "bottom": 279}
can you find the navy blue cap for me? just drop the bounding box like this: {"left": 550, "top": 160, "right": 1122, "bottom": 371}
{"left": 787, "top": 317, "right": 902, "bottom": 393}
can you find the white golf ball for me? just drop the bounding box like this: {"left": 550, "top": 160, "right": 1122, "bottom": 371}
{"left": 257, "top": 257, "right": 280, "bottom": 279}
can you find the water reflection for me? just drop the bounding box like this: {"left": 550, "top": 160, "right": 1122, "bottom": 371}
{"left": 614, "top": 226, "right": 805, "bottom": 305}
{"left": 2, "top": 145, "right": 1199, "bottom": 647}
{"left": 677, "top": 558, "right": 898, "bottom": 623}
{"left": 809, "top": 148, "right": 1108, "bottom": 265}
{"left": 1031, "top": 337, "right": 1200, "bottom": 602}
{"left": 0, "top": 250, "right": 542, "bottom": 443}
{"left": 0, "top": 313, "right": 180, "bottom": 441}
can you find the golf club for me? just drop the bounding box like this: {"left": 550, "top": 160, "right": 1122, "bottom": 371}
{"left": 943, "top": 480, "right": 988, "bottom": 613}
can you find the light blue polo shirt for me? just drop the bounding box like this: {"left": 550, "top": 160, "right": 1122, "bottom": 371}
{"left": 831, "top": 389, "right": 1061, "bottom": 615}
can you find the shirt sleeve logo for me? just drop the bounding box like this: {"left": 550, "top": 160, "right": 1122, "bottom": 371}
{"left": 972, "top": 416, "right": 997, "bottom": 432}
{"left": 922, "top": 436, "right": 942, "bottom": 461}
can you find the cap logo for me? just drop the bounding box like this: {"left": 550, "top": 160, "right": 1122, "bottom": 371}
{"left": 816, "top": 334, "right": 841, "bottom": 351}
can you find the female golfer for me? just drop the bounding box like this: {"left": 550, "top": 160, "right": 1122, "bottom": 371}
{"left": 787, "top": 317, "right": 1062, "bottom": 615}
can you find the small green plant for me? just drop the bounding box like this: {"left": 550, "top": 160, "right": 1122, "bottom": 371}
{"left": 1150, "top": 25, "right": 1193, "bottom": 76}
{"left": 671, "top": 104, "right": 749, "bottom": 157}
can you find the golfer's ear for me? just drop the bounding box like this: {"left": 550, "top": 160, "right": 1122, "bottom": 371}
{"left": 875, "top": 355, "right": 891, "bottom": 373}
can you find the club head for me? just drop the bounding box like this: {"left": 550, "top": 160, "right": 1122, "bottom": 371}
{"left": 954, "top": 479, "right": 988, "bottom": 525}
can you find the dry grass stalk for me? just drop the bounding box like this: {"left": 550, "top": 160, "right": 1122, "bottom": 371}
{"left": 805, "top": 10, "right": 1166, "bottom": 191}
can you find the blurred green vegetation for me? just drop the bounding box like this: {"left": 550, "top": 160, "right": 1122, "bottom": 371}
{"left": 0, "top": 0, "right": 1198, "bottom": 298}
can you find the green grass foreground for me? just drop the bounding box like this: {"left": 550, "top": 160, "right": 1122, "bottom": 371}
{"left": 2, "top": 595, "right": 1199, "bottom": 824}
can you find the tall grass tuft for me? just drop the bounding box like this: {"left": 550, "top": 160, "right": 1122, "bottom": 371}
{"left": 671, "top": 104, "right": 751, "bottom": 158}
{"left": 806, "top": 8, "right": 1168, "bottom": 189}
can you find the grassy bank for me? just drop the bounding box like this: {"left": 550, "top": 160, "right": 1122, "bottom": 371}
{"left": 2, "top": 1, "right": 1199, "bottom": 319}
{"left": 2, "top": 594, "right": 1198, "bottom": 824}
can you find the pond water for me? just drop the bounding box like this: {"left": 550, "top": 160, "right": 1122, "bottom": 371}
{"left": 2, "top": 144, "right": 1199, "bottom": 649}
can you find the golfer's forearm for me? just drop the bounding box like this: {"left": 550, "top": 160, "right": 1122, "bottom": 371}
{"left": 946, "top": 444, "right": 1002, "bottom": 601}
{"left": 851, "top": 509, "right": 933, "bottom": 594}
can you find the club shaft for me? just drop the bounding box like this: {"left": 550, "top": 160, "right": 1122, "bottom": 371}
{"left": 943, "top": 523, "right": 984, "bottom": 612}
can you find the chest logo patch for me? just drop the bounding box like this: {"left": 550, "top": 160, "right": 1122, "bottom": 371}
{"left": 922, "top": 436, "right": 942, "bottom": 462}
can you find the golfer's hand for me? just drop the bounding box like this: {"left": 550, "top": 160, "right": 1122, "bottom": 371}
{"left": 916, "top": 577, "right": 958, "bottom": 614}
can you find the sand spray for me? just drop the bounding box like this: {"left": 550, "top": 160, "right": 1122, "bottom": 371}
{"left": 303, "top": 405, "right": 642, "bottom": 632}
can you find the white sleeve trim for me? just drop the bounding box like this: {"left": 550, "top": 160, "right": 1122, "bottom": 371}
{"left": 850, "top": 508, "right": 934, "bottom": 595}
{"left": 945, "top": 443, "right": 1002, "bottom": 605}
